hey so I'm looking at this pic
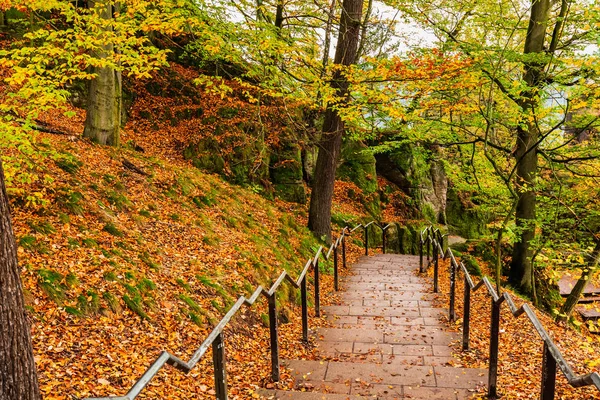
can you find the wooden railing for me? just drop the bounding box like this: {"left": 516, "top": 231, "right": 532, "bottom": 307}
{"left": 420, "top": 226, "right": 600, "bottom": 399}
{"left": 85, "top": 221, "right": 385, "bottom": 400}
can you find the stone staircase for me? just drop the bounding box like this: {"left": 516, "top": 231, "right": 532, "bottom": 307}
{"left": 260, "top": 254, "right": 487, "bottom": 399}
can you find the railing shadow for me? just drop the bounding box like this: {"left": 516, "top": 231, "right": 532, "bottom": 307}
{"left": 420, "top": 226, "right": 600, "bottom": 399}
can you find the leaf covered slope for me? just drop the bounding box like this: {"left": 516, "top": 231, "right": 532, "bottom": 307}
{"left": 10, "top": 131, "right": 328, "bottom": 399}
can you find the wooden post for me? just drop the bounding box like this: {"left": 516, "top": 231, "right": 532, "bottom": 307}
{"left": 540, "top": 342, "right": 557, "bottom": 400}
{"left": 488, "top": 298, "right": 502, "bottom": 399}
{"left": 449, "top": 260, "right": 457, "bottom": 322}
{"left": 364, "top": 225, "right": 369, "bottom": 256}
{"left": 382, "top": 228, "right": 386, "bottom": 254}
{"left": 212, "top": 333, "right": 228, "bottom": 400}
{"left": 462, "top": 275, "right": 471, "bottom": 351}
{"left": 433, "top": 243, "right": 439, "bottom": 293}
{"left": 342, "top": 235, "right": 347, "bottom": 269}
{"left": 419, "top": 239, "right": 424, "bottom": 272}
{"left": 268, "top": 294, "right": 280, "bottom": 382}
{"left": 301, "top": 278, "right": 308, "bottom": 343}
{"left": 334, "top": 245, "right": 339, "bottom": 291}
{"left": 314, "top": 258, "right": 320, "bottom": 317}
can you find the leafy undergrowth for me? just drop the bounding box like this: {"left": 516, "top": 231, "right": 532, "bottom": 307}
{"left": 427, "top": 258, "right": 600, "bottom": 399}
{"left": 7, "top": 130, "right": 368, "bottom": 399}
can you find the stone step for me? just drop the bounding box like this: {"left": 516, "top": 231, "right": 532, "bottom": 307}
{"left": 258, "top": 389, "right": 364, "bottom": 399}
{"left": 322, "top": 305, "right": 446, "bottom": 318}
{"left": 282, "top": 360, "right": 487, "bottom": 397}
{"left": 339, "top": 291, "right": 435, "bottom": 301}
{"left": 325, "top": 315, "right": 443, "bottom": 328}
{"left": 259, "top": 385, "right": 473, "bottom": 399}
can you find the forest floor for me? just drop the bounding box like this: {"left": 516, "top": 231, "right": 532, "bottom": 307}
{"left": 428, "top": 257, "right": 600, "bottom": 399}
{"left": 6, "top": 122, "right": 375, "bottom": 399}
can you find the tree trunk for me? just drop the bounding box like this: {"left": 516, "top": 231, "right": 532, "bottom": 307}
{"left": 509, "top": 0, "right": 550, "bottom": 295}
{"left": 274, "top": 0, "right": 284, "bottom": 30}
{"left": 559, "top": 241, "right": 600, "bottom": 321}
{"left": 0, "top": 159, "right": 41, "bottom": 400}
{"left": 83, "top": 0, "right": 121, "bottom": 146}
{"left": 308, "top": 0, "right": 363, "bottom": 241}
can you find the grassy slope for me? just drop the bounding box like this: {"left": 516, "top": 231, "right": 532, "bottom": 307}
{"left": 8, "top": 129, "right": 356, "bottom": 399}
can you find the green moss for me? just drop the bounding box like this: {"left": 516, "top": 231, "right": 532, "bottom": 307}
{"left": 187, "top": 311, "right": 203, "bottom": 326}
{"left": 103, "top": 222, "right": 123, "bottom": 237}
{"left": 104, "top": 271, "right": 117, "bottom": 281}
{"left": 65, "top": 272, "right": 79, "bottom": 288}
{"left": 202, "top": 235, "right": 220, "bottom": 246}
{"left": 461, "top": 254, "right": 482, "bottom": 277}
{"left": 67, "top": 237, "right": 80, "bottom": 249}
{"left": 138, "top": 278, "right": 157, "bottom": 294}
{"left": 176, "top": 278, "right": 191, "bottom": 292}
{"left": 192, "top": 194, "right": 216, "bottom": 208}
{"left": 337, "top": 141, "right": 381, "bottom": 217}
{"left": 105, "top": 190, "right": 131, "bottom": 211}
{"left": 179, "top": 294, "right": 202, "bottom": 313}
{"left": 82, "top": 238, "right": 98, "bottom": 248}
{"left": 122, "top": 294, "right": 150, "bottom": 320}
{"left": 28, "top": 221, "right": 56, "bottom": 235}
{"left": 56, "top": 154, "right": 83, "bottom": 174}
{"left": 77, "top": 290, "right": 100, "bottom": 315}
{"left": 58, "top": 213, "right": 70, "bottom": 224}
{"left": 19, "top": 235, "right": 37, "bottom": 251}
{"left": 103, "top": 292, "right": 122, "bottom": 313}
{"left": 37, "top": 269, "right": 66, "bottom": 303}
{"left": 139, "top": 209, "right": 152, "bottom": 218}
{"left": 139, "top": 251, "right": 160, "bottom": 269}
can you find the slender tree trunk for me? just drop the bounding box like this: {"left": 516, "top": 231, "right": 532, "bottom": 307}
{"left": 0, "top": 159, "right": 41, "bottom": 400}
{"left": 356, "top": 0, "right": 373, "bottom": 61}
{"left": 83, "top": 0, "right": 121, "bottom": 146}
{"left": 274, "top": 0, "right": 284, "bottom": 30}
{"left": 509, "top": 0, "right": 550, "bottom": 295}
{"left": 308, "top": 0, "right": 363, "bottom": 241}
{"left": 559, "top": 241, "right": 600, "bottom": 321}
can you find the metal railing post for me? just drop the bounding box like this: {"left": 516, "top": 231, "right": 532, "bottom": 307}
{"left": 382, "top": 227, "right": 386, "bottom": 254}
{"left": 314, "top": 258, "right": 320, "bottom": 317}
{"left": 268, "top": 294, "right": 280, "bottom": 382}
{"left": 541, "top": 342, "right": 557, "bottom": 400}
{"left": 212, "top": 333, "right": 228, "bottom": 400}
{"left": 301, "top": 277, "right": 308, "bottom": 343}
{"left": 364, "top": 225, "right": 369, "bottom": 256}
{"left": 462, "top": 275, "right": 471, "bottom": 351}
{"left": 334, "top": 245, "right": 339, "bottom": 291}
{"left": 419, "top": 239, "right": 424, "bottom": 272}
{"left": 342, "top": 234, "right": 347, "bottom": 269}
{"left": 427, "top": 236, "right": 431, "bottom": 261}
{"left": 449, "top": 260, "right": 457, "bottom": 321}
{"left": 488, "top": 298, "right": 502, "bottom": 399}
{"left": 433, "top": 242, "right": 439, "bottom": 293}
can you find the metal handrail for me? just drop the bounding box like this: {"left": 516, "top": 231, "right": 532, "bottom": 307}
{"left": 420, "top": 227, "right": 600, "bottom": 399}
{"left": 349, "top": 221, "right": 392, "bottom": 256}
{"left": 85, "top": 221, "right": 384, "bottom": 400}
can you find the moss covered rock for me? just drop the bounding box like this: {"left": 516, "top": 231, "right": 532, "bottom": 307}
{"left": 338, "top": 141, "right": 381, "bottom": 217}
{"left": 446, "top": 187, "right": 489, "bottom": 239}
{"left": 270, "top": 143, "right": 306, "bottom": 203}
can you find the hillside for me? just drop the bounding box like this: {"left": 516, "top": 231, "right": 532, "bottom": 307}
{"left": 5, "top": 123, "right": 369, "bottom": 398}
